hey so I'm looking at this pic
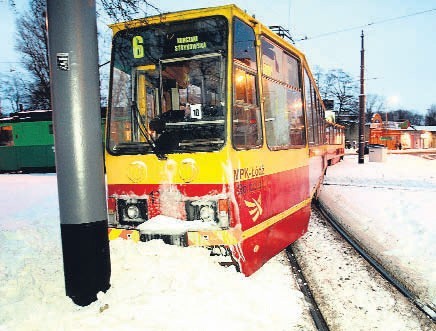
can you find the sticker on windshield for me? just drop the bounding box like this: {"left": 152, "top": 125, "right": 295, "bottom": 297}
{"left": 190, "top": 104, "right": 202, "bottom": 119}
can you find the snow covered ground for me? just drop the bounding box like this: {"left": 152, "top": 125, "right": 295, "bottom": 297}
{"left": 0, "top": 174, "right": 312, "bottom": 331}
{"left": 318, "top": 151, "right": 436, "bottom": 311}
{"left": 0, "top": 151, "right": 434, "bottom": 330}
{"left": 293, "top": 210, "right": 432, "bottom": 331}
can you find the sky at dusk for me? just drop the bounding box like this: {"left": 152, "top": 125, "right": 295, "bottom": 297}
{"left": 1, "top": 0, "right": 435, "bottom": 113}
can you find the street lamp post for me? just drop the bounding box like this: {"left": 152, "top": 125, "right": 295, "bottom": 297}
{"left": 358, "top": 30, "right": 366, "bottom": 164}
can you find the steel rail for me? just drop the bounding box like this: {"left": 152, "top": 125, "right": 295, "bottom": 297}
{"left": 313, "top": 200, "right": 436, "bottom": 322}
{"left": 286, "top": 246, "right": 330, "bottom": 331}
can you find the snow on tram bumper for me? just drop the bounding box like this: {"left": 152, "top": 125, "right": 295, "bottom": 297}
{"left": 107, "top": 196, "right": 239, "bottom": 251}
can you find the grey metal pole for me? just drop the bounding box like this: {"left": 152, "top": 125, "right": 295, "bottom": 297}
{"left": 358, "top": 30, "right": 366, "bottom": 164}
{"left": 46, "top": 0, "right": 111, "bottom": 306}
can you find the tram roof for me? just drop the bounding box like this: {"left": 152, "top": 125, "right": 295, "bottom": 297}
{"left": 0, "top": 110, "right": 52, "bottom": 123}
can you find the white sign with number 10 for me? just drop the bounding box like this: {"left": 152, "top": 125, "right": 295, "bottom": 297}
{"left": 190, "top": 104, "right": 202, "bottom": 119}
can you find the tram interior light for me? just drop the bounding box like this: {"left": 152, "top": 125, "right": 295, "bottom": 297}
{"left": 235, "top": 73, "right": 245, "bottom": 84}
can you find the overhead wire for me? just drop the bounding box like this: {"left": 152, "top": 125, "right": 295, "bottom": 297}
{"left": 296, "top": 8, "right": 436, "bottom": 41}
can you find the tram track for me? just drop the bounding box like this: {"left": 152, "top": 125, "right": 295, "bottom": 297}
{"left": 286, "top": 246, "right": 330, "bottom": 331}
{"left": 313, "top": 200, "right": 436, "bottom": 322}
{"left": 287, "top": 202, "right": 435, "bottom": 330}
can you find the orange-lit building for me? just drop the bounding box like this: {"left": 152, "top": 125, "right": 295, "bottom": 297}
{"left": 369, "top": 113, "right": 436, "bottom": 150}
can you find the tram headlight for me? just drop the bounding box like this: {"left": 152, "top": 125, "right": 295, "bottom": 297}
{"left": 199, "top": 205, "right": 215, "bottom": 223}
{"left": 117, "top": 198, "right": 148, "bottom": 225}
{"left": 185, "top": 198, "right": 229, "bottom": 228}
{"left": 127, "top": 205, "right": 140, "bottom": 219}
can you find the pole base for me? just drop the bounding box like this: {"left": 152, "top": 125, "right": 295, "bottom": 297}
{"left": 60, "top": 220, "right": 111, "bottom": 306}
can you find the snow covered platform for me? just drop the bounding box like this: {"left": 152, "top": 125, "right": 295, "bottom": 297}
{"left": 317, "top": 152, "right": 435, "bottom": 312}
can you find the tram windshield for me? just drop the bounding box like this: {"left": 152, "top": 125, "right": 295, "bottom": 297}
{"left": 108, "top": 16, "right": 228, "bottom": 155}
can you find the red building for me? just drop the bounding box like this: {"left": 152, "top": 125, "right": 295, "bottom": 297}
{"left": 369, "top": 113, "right": 435, "bottom": 150}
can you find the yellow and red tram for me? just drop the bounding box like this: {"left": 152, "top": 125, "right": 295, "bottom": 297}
{"left": 105, "top": 5, "right": 342, "bottom": 275}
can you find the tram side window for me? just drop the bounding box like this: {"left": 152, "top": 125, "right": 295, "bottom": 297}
{"left": 304, "top": 69, "right": 325, "bottom": 146}
{"left": 263, "top": 78, "right": 289, "bottom": 148}
{"left": 304, "top": 71, "right": 315, "bottom": 146}
{"left": 232, "top": 18, "right": 262, "bottom": 149}
{"left": 261, "top": 37, "right": 305, "bottom": 149}
{"left": 333, "top": 127, "right": 338, "bottom": 144}
{"left": 0, "top": 126, "right": 13, "bottom": 146}
{"left": 312, "top": 89, "right": 320, "bottom": 145}
{"left": 335, "top": 127, "right": 343, "bottom": 145}
{"left": 285, "top": 54, "right": 305, "bottom": 146}
{"left": 318, "top": 102, "right": 325, "bottom": 144}
{"left": 326, "top": 125, "right": 332, "bottom": 144}
{"left": 233, "top": 18, "right": 257, "bottom": 70}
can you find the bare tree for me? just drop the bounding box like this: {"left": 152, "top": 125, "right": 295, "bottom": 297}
{"left": 365, "top": 94, "right": 385, "bottom": 122}
{"left": 99, "top": 0, "right": 161, "bottom": 22}
{"left": 11, "top": 0, "right": 163, "bottom": 111}
{"left": 328, "top": 69, "right": 358, "bottom": 115}
{"left": 385, "top": 109, "right": 423, "bottom": 125}
{"left": 313, "top": 66, "right": 335, "bottom": 101}
{"left": 0, "top": 72, "right": 28, "bottom": 113}
{"left": 6, "top": 0, "right": 16, "bottom": 10}
{"left": 15, "top": 0, "right": 50, "bottom": 110}
{"left": 315, "top": 68, "right": 359, "bottom": 126}
{"left": 424, "top": 105, "right": 436, "bottom": 126}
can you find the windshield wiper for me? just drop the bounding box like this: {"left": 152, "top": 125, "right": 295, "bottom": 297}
{"left": 113, "top": 142, "right": 152, "bottom": 154}
{"left": 131, "top": 101, "right": 167, "bottom": 160}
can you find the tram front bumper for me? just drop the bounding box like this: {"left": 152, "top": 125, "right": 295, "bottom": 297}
{"left": 108, "top": 226, "right": 241, "bottom": 247}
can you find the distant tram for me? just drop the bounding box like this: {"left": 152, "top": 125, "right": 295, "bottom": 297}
{"left": 325, "top": 121, "right": 345, "bottom": 166}
{"left": 105, "top": 5, "right": 344, "bottom": 275}
{"left": 0, "top": 109, "right": 107, "bottom": 173}
{"left": 0, "top": 110, "right": 55, "bottom": 173}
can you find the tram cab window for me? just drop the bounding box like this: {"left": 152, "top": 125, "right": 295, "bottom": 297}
{"left": 232, "top": 18, "right": 262, "bottom": 149}
{"left": 108, "top": 16, "right": 228, "bottom": 154}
